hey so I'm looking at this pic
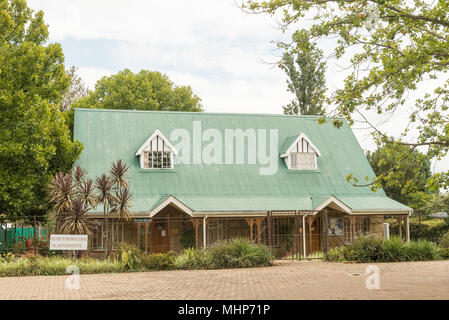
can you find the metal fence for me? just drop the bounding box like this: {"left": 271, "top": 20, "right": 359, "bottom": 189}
{"left": 1, "top": 211, "right": 331, "bottom": 259}
{"left": 0, "top": 217, "right": 50, "bottom": 255}
{"left": 388, "top": 211, "right": 449, "bottom": 244}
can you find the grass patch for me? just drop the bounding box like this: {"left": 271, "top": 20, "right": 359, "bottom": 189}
{"left": 0, "top": 238, "right": 275, "bottom": 277}
{"left": 0, "top": 255, "right": 122, "bottom": 277}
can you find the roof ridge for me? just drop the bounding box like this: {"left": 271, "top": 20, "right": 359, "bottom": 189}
{"left": 73, "top": 108, "right": 346, "bottom": 120}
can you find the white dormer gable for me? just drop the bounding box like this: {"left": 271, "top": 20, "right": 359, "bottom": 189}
{"left": 281, "top": 133, "right": 320, "bottom": 170}
{"left": 136, "top": 130, "right": 178, "bottom": 169}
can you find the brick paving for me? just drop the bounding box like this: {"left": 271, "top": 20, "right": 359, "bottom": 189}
{"left": 0, "top": 260, "right": 449, "bottom": 300}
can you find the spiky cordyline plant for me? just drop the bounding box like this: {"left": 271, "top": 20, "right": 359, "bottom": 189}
{"left": 49, "top": 172, "right": 75, "bottom": 232}
{"left": 95, "top": 174, "right": 116, "bottom": 257}
{"left": 110, "top": 188, "right": 133, "bottom": 222}
{"left": 110, "top": 187, "right": 133, "bottom": 248}
{"left": 109, "top": 160, "right": 129, "bottom": 190}
{"left": 59, "top": 199, "right": 92, "bottom": 235}
{"left": 78, "top": 179, "right": 97, "bottom": 209}
{"left": 72, "top": 165, "right": 87, "bottom": 188}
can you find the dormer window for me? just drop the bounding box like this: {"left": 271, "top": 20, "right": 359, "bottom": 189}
{"left": 281, "top": 133, "right": 321, "bottom": 171}
{"left": 290, "top": 152, "right": 317, "bottom": 170}
{"left": 136, "top": 130, "right": 178, "bottom": 170}
{"left": 144, "top": 151, "right": 172, "bottom": 169}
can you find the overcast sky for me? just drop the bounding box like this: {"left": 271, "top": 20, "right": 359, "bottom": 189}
{"left": 27, "top": 0, "right": 449, "bottom": 174}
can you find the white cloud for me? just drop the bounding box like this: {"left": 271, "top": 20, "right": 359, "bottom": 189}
{"left": 26, "top": 0, "right": 449, "bottom": 174}
{"left": 77, "top": 66, "right": 115, "bottom": 89}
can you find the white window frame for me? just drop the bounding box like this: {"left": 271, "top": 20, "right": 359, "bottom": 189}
{"left": 281, "top": 133, "right": 321, "bottom": 171}
{"left": 136, "top": 130, "right": 177, "bottom": 170}
{"left": 289, "top": 152, "right": 318, "bottom": 170}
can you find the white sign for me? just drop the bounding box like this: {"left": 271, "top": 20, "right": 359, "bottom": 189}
{"left": 50, "top": 235, "right": 88, "bottom": 250}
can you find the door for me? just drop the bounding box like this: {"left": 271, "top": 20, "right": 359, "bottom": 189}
{"left": 305, "top": 216, "right": 321, "bottom": 256}
{"left": 151, "top": 220, "right": 169, "bottom": 253}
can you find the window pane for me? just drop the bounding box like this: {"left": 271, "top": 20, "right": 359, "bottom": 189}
{"left": 290, "top": 152, "right": 316, "bottom": 170}
{"left": 163, "top": 151, "right": 171, "bottom": 168}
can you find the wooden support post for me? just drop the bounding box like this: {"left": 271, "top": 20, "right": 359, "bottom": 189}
{"left": 136, "top": 223, "right": 141, "bottom": 249}
{"left": 405, "top": 215, "right": 410, "bottom": 243}
{"left": 294, "top": 214, "right": 299, "bottom": 260}
{"left": 255, "top": 218, "right": 263, "bottom": 244}
{"left": 350, "top": 216, "right": 356, "bottom": 241}
{"left": 321, "top": 211, "right": 328, "bottom": 254}
{"left": 245, "top": 218, "right": 255, "bottom": 241}
{"left": 203, "top": 216, "right": 207, "bottom": 249}
{"left": 267, "top": 212, "right": 272, "bottom": 248}
{"left": 144, "top": 222, "right": 149, "bottom": 253}
{"left": 191, "top": 218, "right": 201, "bottom": 249}
{"left": 306, "top": 215, "right": 315, "bottom": 256}
{"left": 167, "top": 212, "right": 171, "bottom": 250}
{"left": 301, "top": 215, "right": 306, "bottom": 258}
{"left": 396, "top": 216, "right": 403, "bottom": 240}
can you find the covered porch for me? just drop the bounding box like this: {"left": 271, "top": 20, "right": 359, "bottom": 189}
{"left": 86, "top": 195, "right": 412, "bottom": 259}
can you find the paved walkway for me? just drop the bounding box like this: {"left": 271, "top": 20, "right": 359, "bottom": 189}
{"left": 0, "top": 260, "right": 449, "bottom": 299}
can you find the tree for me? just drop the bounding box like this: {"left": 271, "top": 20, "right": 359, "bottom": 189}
{"left": 242, "top": 0, "right": 449, "bottom": 190}
{"left": 280, "top": 31, "right": 327, "bottom": 115}
{"left": 73, "top": 69, "right": 203, "bottom": 112}
{"left": 366, "top": 142, "right": 436, "bottom": 207}
{"left": 60, "top": 66, "right": 89, "bottom": 112}
{"left": 50, "top": 162, "right": 133, "bottom": 257}
{"left": 93, "top": 160, "right": 133, "bottom": 258}
{"left": 0, "top": 0, "right": 82, "bottom": 218}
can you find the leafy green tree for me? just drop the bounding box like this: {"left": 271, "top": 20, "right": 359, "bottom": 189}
{"left": 73, "top": 69, "right": 203, "bottom": 112}
{"left": 366, "top": 142, "right": 436, "bottom": 207}
{"left": 0, "top": 0, "right": 82, "bottom": 218}
{"left": 280, "top": 31, "right": 327, "bottom": 115}
{"left": 243, "top": 0, "right": 449, "bottom": 190}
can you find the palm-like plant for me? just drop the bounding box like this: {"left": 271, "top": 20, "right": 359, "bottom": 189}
{"left": 78, "top": 179, "right": 97, "bottom": 208}
{"left": 72, "top": 165, "right": 87, "bottom": 188}
{"left": 109, "top": 160, "right": 132, "bottom": 250}
{"left": 110, "top": 188, "right": 133, "bottom": 222}
{"left": 49, "top": 160, "right": 134, "bottom": 258}
{"left": 110, "top": 188, "right": 133, "bottom": 247}
{"left": 59, "top": 199, "right": 92, "bottom": 235}
{"left": 49, "top": 172, "right": 74, "bottom": 232}
{"left": 110, "top": 160, "right": 129, "bottom": 190}
{"left": 95, "top": 174, "right": 116, "bottom": 256}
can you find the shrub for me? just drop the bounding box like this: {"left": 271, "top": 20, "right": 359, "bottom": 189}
{"left": 407, "top": 240, "right": 441, "bottom": 261}
{"left": 379, "top": 237, "right": 408, "bottom": 262}
{"left": 114, "top": 243, "right": 145, "bottom": 271}
{"left": 0, "top": 253, "right": 16, "bottom": 263}
{"left": 175, "top": 238, "right": 274, "bottom": 270}
{"left": 438, "top": 232, "right": 449, "bottom": 248}
{"left": 213, "top": 238, "right": 273, "bottom": 268}
{"left": 143, "top": 252, "right": 176, "bottom": 270}
{"left": 174, "top": 248, "right": 213, "bottom": 270}
{"left": 346, "top": 236, "right": 383, "bottom": 262}
{"left": 326, "top": 246, "right": 348, "bottom": 262}
{"left": 325, "top": 236, "right": 443, "bottom": 263}
{"left": 390, "top": 221, "right": 449, "bottom": 243}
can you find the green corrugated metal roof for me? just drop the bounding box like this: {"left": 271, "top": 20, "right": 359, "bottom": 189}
{"left": 179, "top": 197, "right": 312, "bottom": 212}
{"left": 73, "top": 108, "right": 411, "bottom": 213}
{"left": 338, "top": 196, "right": 410, "bottom": 212}
{"left": 280, "top": 136, "right": 297, "bottom": 154}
